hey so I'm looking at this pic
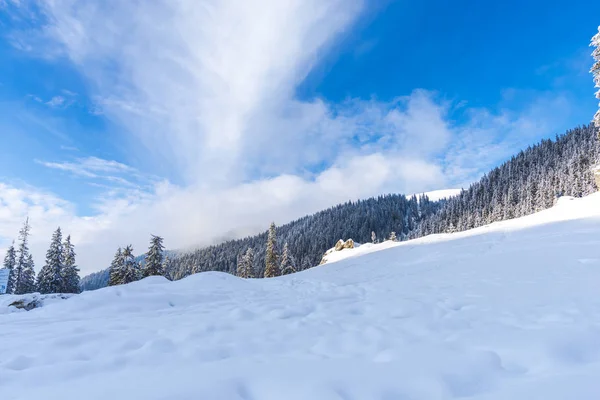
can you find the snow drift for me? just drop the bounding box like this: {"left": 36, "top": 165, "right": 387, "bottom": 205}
{"left": 2, "top": 194, "right": 600, "bottom": 399}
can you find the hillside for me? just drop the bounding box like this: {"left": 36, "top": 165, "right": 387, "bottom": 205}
{"left": 3, "top": 192, "right": 600, "bottom": 399}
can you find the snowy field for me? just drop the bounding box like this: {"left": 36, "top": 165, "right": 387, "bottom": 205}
{"left": 2, "top": 194, "right": 600, "bottom": 399}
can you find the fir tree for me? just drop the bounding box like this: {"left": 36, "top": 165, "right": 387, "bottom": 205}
{"left": 280, "top": 242, "right": 296, "bottom": 275}
{"left": 21, "top": 254, "right": 36, "bottom": 294}
{"left": 61, "top": 235, "right": 80, "bottom": 293}
{"left": 121, "top": 245, "right": 139, "bottom": 284}
{"left": 143, "top": 235, "right": 165, "bottom": 278}
{"left": 3, "top": 242, "right": 16, "bottom": 294}
{"left": 37, "top": 227, "right": 64, "bottom": 294}
{"left": 389, "top": 231, "right": 397, "bottom": 242}
{"left": 13, "top": 218, "right": 33, "bottom": 295}
{"left": 591, "top": 26, "right": 600, "bottom": 131}
{"left": 237, "top": 248, "right": 255, "bottom": 278}
{"left": 109, "top": 248, "right": 124, "bottom": 286}
{"left": 264, "top": 222, "right": 280, "bottom": 278}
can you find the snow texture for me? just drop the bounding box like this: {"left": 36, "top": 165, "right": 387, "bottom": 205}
{"left": 2, "top": 193, "right": 600, "bottom": 399}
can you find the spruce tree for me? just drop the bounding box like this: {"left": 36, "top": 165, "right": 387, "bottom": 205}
{"left": 389, "top": 231, "right": 397, "bottom": 242}
{"left": 244, "top": 248, "right": 255, "bottom": 278}
{"left": 21, "top": 254, "right": 36, "bottom": 294}
{"left": 237, "top": 247, "right": 255, "bottom": 278}
{"left": 264, "top": 222, "right": 280, "bottom": 278}
{"left": 121, "top": 245, "right": 139, "bottom": 284}
{"left": 591, "top": 26, "right": 600, "bottom": 131}
{"left": 61, "top": 235, "right": 80, "bottom": 293}
{"left": 143, "top": 235, "right": 165, "bottom": 278}
{"left": 37, "top": 227, "right": 64, "bottom": 294}
{"left": 13, "top": 218, "right": 33, "bottom": 295}
{"left": 371, "top": 231, "right": 377, "bottom": 244}
{"left": 3, "top": 242, "right": 16, "bottom": 294}
{"left": 109, "top": 248, "right": 124, "bottom": 286}
{"left": 280, "top": 242, "right": 296, "bottom": 275}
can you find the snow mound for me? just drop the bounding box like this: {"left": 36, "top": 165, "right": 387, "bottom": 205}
{"left": 2, "top": 193, "right": 600, "bottom": 399}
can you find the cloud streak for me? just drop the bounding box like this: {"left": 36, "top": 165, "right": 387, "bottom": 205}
{"left": 0, "top": 1, "right": 582, "bottom": 275}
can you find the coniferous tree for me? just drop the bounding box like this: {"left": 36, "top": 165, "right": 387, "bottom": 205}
{"left": 121, "top": 245, "right": 139, "bottom": 284}
{"left": 591, "top": 26, "right": 600, "bottom": 131}
{"left": 143, "top": 235, "right": 165, "bottom": 278}
{"left": 3, "top": 242, "right": 16, "bottom": 294}
{"left": 389, "top": 231, "right": 397, "bottom": 242}
{"left": 37, "top": 227, "right": 64, "bottom": 294}
{"left": 371, "top": 231, "right": 377, "bottom": 244}
{"left": 108, "top": 248, "right": 124, "bottom": 286}
{"left": 237, "top": 247, "right": 255, "bottom": 278}
{"left": 264, "top": 222, "right": 280, "bottom": 278}
{"left": 21, "top": 254, "right": 36, "bottom": 294}
{"left": 13, "top": 218, "right": 34, "bottom": 295}
{"left": 280, "top": 242, "right": 296, "bottom": 275}
{"left": 61, "top": 235, "right": 80, "bottom": 293}
{"left": 244, "top": 248, "right": 255, "bottom": 278}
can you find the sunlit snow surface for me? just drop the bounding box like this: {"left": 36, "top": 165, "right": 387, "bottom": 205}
{"left": 2, "top": 194, "right": 600, "bottom": 399}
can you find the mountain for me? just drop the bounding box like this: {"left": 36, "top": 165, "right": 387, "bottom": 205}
{"left": 81, "top": 124, "right": 599, "bottom": 290}
{"left": 4, "top": 191, "right": 600, "bottom": 399}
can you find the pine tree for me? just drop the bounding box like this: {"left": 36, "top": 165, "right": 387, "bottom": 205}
{"left": 143, "top": 235, "right": 165, "bottom": 278}
{"left": 237, "top": 248, "right": 255, "bottom": 278}
{"left": 37, "top": 227, "right": 64, "bottom": 294}
{"left": 389, "top": 231, "right": 397, "bottom": 242}
{"left": 3, "top": 242, "right": 16, "bottom": 294}
{"left": 280, "top": 242, "right": 296, "bottom": 275}
{"left": 13, "top": 218, "right": 34, "bottom": 295}
{"left": 264, "top": 222, "right": 280, "bottom": 278}
{"left": 591, "top": 26, "right": 600, "bottom": 131}
{"left": 21, "top": 254, "right": 36, "bottom": 294}
{"left": 121, "top": 245, "right": 139, "bottom": 284}
{"left": 109, "top": 248, "right": 124, "bottom": 286}
{"left": 61, "top": 235, "right": 80, "bottom": 293}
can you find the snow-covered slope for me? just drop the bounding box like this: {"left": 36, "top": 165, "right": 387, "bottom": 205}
{"left": 2, "top": 194, "right": 600, "bottom": 400}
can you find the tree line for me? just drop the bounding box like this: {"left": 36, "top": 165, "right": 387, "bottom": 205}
{"left": 2, "top": 219, "right": 80, "bottom": 295}
{"left": 79, "top": 123, "right": 600, "bottom": 291}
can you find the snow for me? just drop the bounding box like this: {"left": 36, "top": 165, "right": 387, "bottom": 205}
{"left": 409, "top": 188, "right": 462, "bottom": 201}
{"left": 2, "top": 194, "right": 600, "bottom": 399}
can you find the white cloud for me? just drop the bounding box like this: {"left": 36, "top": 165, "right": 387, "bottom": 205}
{"left": 1, "top": 1, "right": 580, "bottom": 275}
{"left": 46, "top": 95, "right": 65, "bottom": 107}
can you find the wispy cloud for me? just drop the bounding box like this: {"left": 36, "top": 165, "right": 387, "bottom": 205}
{"left": 1, "top": 0, "right": 583, "bottom": 274}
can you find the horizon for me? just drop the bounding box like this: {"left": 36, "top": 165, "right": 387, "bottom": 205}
{"left": 1, "top": 0, "right": 599, "bottom": 275}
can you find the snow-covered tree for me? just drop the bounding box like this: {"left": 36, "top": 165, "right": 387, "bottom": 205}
{"left": 389, "top": 231, "right": 397, "bottom": 242}
{"left": 371, "top": 231, "right": 377, "bottom": 244}
{"left": 37, "top": 227, "right": 64, "bottom": 294}
{"left": 591, "top": 26, "right": 600, "bottom": 131}
{"left": 237, "top": 247, "right": 255, "bottom": 278}
{"left": 108, "top": 248, "right": 124, "bottom": 286}
{"left": 121, "top": 245, "right": 139, "bottom": 284}
{"left": 21, "top": 254, "right": 36, "bottom": 294}
{"left": 264, "top": 222, "right": 280, "bottom": 278}
{"left": 143, "top": 235, "right": 165, "bottom": 278}
{"left": 13, "top": 218, "right": 35, "bottom": 295}
{"left": 61, "top": 235, "right": 80, "bottom": 293}
{"left": 3, "top": 242, "right": 16, "bottom": 294}
{"left": 280, "top": 242, "right": 296, "bottom": 275}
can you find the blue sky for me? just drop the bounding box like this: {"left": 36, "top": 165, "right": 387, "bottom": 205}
{"left": 0, "top": 0, "right": 599, "bottom": 273}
